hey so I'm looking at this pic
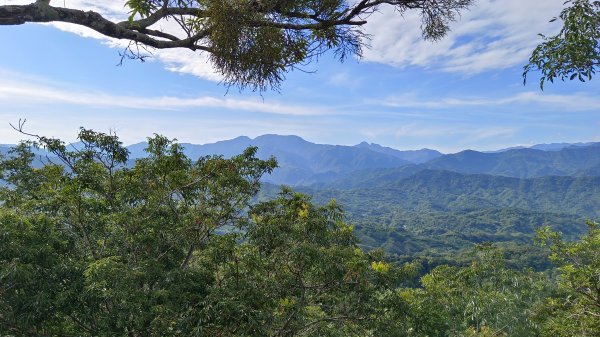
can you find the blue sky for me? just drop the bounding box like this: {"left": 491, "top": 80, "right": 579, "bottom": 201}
{"left": 0, "top": 0, "right": 599, "bottom": 153}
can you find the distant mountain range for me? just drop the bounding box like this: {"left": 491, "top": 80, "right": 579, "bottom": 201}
{"left": 314, "top": 143, "right": 600, "bottom": 188}
{"left": 353, "top": 141, "right": 442, "bottom": 164}
{"left": 489, "top": 142, "right": 599, "bottom": 152}
{"left": 3, "top": 136, "right": 599, "bottom": 185}
{"left": 126, "top": 135, "right": 442, "bottom": 185}
{"left": 423, "top": 144, "right": 600, "bottom": 178}
{"left": 125, "top": 136, "right": 600, "bottom": 185}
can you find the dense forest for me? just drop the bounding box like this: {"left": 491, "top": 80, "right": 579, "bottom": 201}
{"left": 255, "top": 142, "right": 600, "bottom": 270}
{"left": 1, "top": 131, "right": 598, "bottom": 336}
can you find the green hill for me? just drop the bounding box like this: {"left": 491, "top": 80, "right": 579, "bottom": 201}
{"left": 279, "top": 170, "right": 600, "bottom": 266}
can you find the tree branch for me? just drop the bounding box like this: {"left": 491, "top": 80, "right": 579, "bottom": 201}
{"left": 0, "top": 0, "right": 473, "bottom": 91}
{"left": 0, "top": 2, "right": 211, "bottom": 51}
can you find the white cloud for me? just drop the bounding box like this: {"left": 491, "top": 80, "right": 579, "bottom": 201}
{"left": 0, "top": 75, "right": 328, "bottom": 116}
{"left": 0, "top": 110, "right": 337, "bottom": 147}
{"left": 154, "top": 49, "right": 222, "bottom": 81}
{"left": 363, "top": 0, "right": 566, "bottom": 73}
{"left": 327, "top": 72, "right": 362, "bottom": 89}
{"left": 380, "top": 91, "right": 600, "bottom": 111}
{"left": 359, "top": 123, "right": 519, "bottom": 151}
{"left": 393, "top": 124, "right": 517, "bottom": 141}
{"left": 3, "top": 0, "right": 127, "bottom": 20}
{"left": 469, "top": 126, "right": 518, "bottom": 141}
{"left": 48, "top": 21, "right": 222, "bottom": 81}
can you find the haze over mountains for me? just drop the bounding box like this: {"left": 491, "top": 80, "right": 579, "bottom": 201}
{"left": 122, "top": 134, "right": 600, "bottom": 185}
{"left": 489, "top": 142, "right": 599, "bottom": 152}
{"left": 126, "top": 135, "right": 443, "bottom": 185}
{"left": 2, "top": 135, "right": 599, "bottom": 185}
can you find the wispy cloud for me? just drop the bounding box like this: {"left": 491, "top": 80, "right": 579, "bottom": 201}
{"left": 363, "top": 0, "right": 565, "bottom": 73}
{"left": 395, "top": 124, "right": 517, "bottom": 140}
{"left": 327, "top": 71, "right": 362, "bottom": 89}
{"left": 380, "top": 91, "right": 600, "bottom": 111}
{"left": 358, "top": 123, "right": 519, "bottom": 152}
{"left": 0, "top": 69, "right": 337, "bottom": 116}
{"left": 0, "top": 109, "right": 339, "bottom": 147}
{"left": 0, "top": 70, "right": 340, "bottom": 145}
{"left": 0, "top": 75, "right": 328, "bottom": 116}
{"left": 469, "top": 126, "right": 518, "bottom": 141}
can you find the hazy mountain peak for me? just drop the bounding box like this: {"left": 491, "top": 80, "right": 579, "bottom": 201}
{"left": 491, "top": 141, "right": 600, "bottom": 153}
{"left": 230, "top": 135, "right": 252, "bottom": 142}
{"left": 356, "top": 141, "right": 382, "bottom": 148}
{"left": 253, "top": 134, "right": 310, "bottom": 145}
{"left": 354, "top": 141, "right": 442, "bottom": 164}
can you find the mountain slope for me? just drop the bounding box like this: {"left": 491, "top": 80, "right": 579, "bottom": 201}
{"left": 291, "top": 170, "right": 598, "bottom": 263}
{"left": 317, "top": 142, "right": 600, "bottom": 189}
{"left": 127, "top": 134, "right": 411, "bottom": 185}
{"left": 425, "top": 144, "right": 600, "bottom": 178}
{"left": 306, "top": 170, "right": 600, "bottom": 218}
{"left": 354, "top": 142, "right": 442, "bottom": 163}
{"left": 492, "top": 142, "right": 600, "bottom": 152}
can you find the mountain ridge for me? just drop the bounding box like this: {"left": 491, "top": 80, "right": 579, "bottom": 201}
{"left": 3, "top": 136, "right": 600, "bottom": 186}
{"left": 125, "top": 134, "right": 416, "bottom": 185}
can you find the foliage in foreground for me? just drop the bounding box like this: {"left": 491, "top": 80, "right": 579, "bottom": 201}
{"left": 525, "top": 0, "right": 600, "bottom": 89}
{"left": 0, "top": 130, "right": 408, "bottom": 336}
{"left": 535, "top": 222, "right": 600, "bottom": 336}
{"left": 1, "top": 130, "right": 599, "bottom": 336}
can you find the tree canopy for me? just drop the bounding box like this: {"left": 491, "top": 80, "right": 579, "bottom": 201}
{"left": 0, "top": 0, "right": 473, "bottom": 91}
{"left": 0, "top": 128, "right": 409, "bottom": 336}
{"left": 524, "top": 0, "right": 600, "bottom": 89}
{"left": 535, "top": 222, "right": 600, "bottom": 336}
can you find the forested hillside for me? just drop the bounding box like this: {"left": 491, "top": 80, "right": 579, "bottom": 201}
{"left": 276, "top": 171, "right": 595, "bottom": 266}
{"left": 252, "top": 142, "right": 600, "bottom": 269}
{"left": 311, "top": 170, "right": 600, "bottom": 216}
